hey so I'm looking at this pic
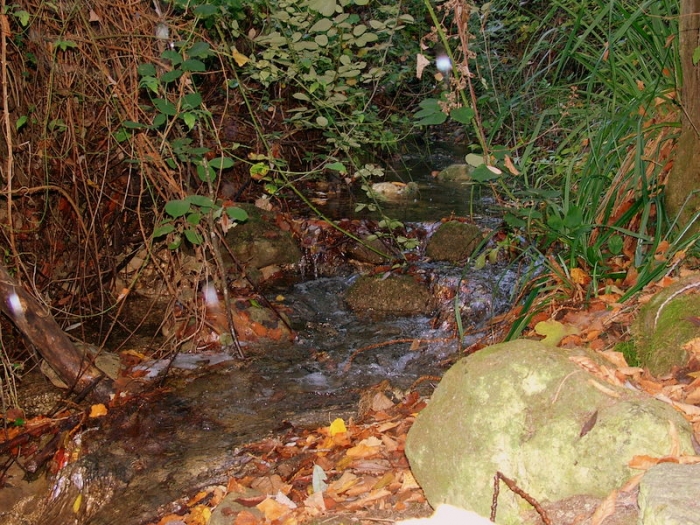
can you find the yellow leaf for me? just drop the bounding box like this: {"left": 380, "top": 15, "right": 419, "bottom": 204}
{"left": 72, "top": 494, "right": 82, "bottom": 513}
{"left": 232, "top": 47, "right": 249, "bottom": 67}
{"left": 534, "top": 320, "right": 579, "bottom": 346}
{"left": 329, "top": 418, "right": 347, "bottom": 436}
{"left": 187, "top": 505, "right": 211, "bottom": 525}
{"left": 89, "top": 403, "right": 108, "bottom": 418}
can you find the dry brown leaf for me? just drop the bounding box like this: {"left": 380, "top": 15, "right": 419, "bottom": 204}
{"left": 629, "top": 455, "right": 680, "bottom": 470}
{"left": 684, "top": 387, "right": 700, "bottom": 405}
{"left": 257, "top": 497, "right": 292, "bottom": 522}
{"left": 682, "top": 337, "right": 700, "bottom": 357}
{"left": 620, "top": 472, "right": 645, "bottom": 492}
{"left": 400, "top": 470, "right": 421, "bottom": 491}
{"left": 371, "top": 392, "right": 395, "bottom": 412}
{"left": 588, "top": 379, "right": 621, "bottom": 398}
{"left": 669, "top": 420, "right": 680, "bottom": 457}
{"left": 504, "top": 155, "right": 520, "bottom": 176}
{"left": 233, "top": 510, "right": 262, "bottom": 525}
{"left": 345, "top": 476, "right": 379, "bottom": 497}
{"left": 343, "top": 488, "right": 392, "bottom": 510}
{"left": 303, "top": 491, "right": 326, "bottom": 513}
{"left": 346, "top": 437, "right": 382, "bottom": 458}
{"left": 600, "top": 351, "right": 629, "bottom": 368}
{"left": 590, "top": 489, "right": 617, "bottom": 525}
{"left": 327, "top": 471, "right": 359, "bottom": 494}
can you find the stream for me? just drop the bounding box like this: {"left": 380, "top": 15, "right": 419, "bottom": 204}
{"left": 5, "top": 145, "right": 521, "bottom": 524}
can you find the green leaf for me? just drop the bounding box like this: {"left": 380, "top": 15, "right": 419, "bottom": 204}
{"left": 187, "top": 212, "right": 202, "bottom": 226}
{"left": 188, "top": 42, "right": 212, "bottom": 58}
{"left": 13, "top": 10, "right": 30, "bottom": 26}
{"left": 414, "top": 98, "right": 447, "bottom": 126}
{"left": 193, "top": 4, "right": 218, "bottom": 17}
{"left": 563, "top": 206, "right": 584, "bottom": 229}
{"left": 209, "top": 156, "right": 234, "bottom": 170}
{"left": 168, "top": 238, "right": 182, "bottom": 250}
{"left": 250, "top": 162, "right": 269, "bottom": 178}
{"left": 197, "top": 164, "right": 216, "bottom": 182}
{"left": 316, "top": 116, "right": 329, "bottom": 126}
{"left": 164, "top": 199, "right": 191, "bottom": 218}
{"left": 137, "top": 63, "right": 157, "bottom": 77}
{"left": 608, "top": 234, "right": 623, "bottom": 255}
{"left": 161, "top": 50, "right": 183, "bottom": 65}
{"left": 153, "top": 223, "right": 175, "bottom": 237}
{"left": 181, "top": 59, "right": 206, "bottom": 72}
{"left": 153, "top": 98, "right": 178, "bottom": 116}
{"left": 184, "top": 228, "right": 203, "bottom": 245}
{"left": 693, "top": 46, "right": 700, "bottom": 66}
{"left": 182, "top": 92, "right": 202, "bottom": 110}
{"left": 326, "top": 162, "right": 347, "bottom": 173}
{"left": 186, "top": 195, "right": 216, "bottom": 209}
{"left": 181, "top": 112, "right": 196, "bottom": 130}
{"left": 465, "top": 153, "right": 484, "bottom": 167}
{"left": 139, "top": 76, "right": 160, "bottom": 93}
{"left": 122, "top": 120, "right": 147, "bottom": 129}
{"left": 310, "top": 18, "right": 334, "bottom": 32}
{"left": 160, "top": 69, "right": 183, "bottom": 83}
{"left": 152, "top": 113, "right": 168, "bottom": 128}
{"left": 450, "top": 106, "right": 475, "bottom": 124}
{"left": 308, "top": 0, "right": 337, "bottom": 17}
{"left": 226, "top": 206, "right": 249, "bottom": 222}
{"left": 470, "top": 164, "right": 501, "bottom": 182}
{"left": 15, "top": 115, "right": 28, "bottom": 131}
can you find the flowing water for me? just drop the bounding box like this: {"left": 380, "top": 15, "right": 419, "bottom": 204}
{"left": 7, "top": 144, "right": 521, "bottom": 524}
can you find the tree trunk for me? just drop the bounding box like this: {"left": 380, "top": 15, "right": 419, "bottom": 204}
{"left": 0, "top": 264, "right": 113, "bottom": 403}
{"left": 665, "top": 0, "right": 700, "bottom": 236}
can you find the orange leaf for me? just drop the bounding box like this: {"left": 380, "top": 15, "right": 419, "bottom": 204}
{"left": 590, "top": 489, "right": 617, "bottom": 525}
{"left": 89, "top": 404, "right": 108, "bottom": 418}
{"left": 234, "top": 510, "right": 262, "bottom": 525}
{"left": 257, "top": 497, "right": 291, "bottom": 522}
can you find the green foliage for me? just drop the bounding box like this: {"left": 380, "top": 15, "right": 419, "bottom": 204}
{"left": 153, "top": 194, "right": 248, "bottom": 249}
{"left": 122, "top": 38, "right": 248, "bottom": 248}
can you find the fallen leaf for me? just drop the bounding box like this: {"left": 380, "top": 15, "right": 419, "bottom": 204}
{"left": 535, "top": 320, "right": 579, "bottom": 346}
{"left": 89, "top": 404, "right": 108, "bottom": 418}
{"left": 329, "top": 418, "right": 347, "bottom": 436}
{"left": 233, "top": 510, "right": 261, "bottom": 525}
{"left": 590, "top": 489, "right": 617, "bottom": 525}
{"left": 304, "top": 491, "right": 326, "bottom": 513}
{"left": 257, "top": 497, "right": 291, "bottom": 521}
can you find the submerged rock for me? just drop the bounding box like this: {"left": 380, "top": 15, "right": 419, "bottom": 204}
{"left": 345, "top": 274, "right": 433, "bottom": 316}
{"left": 224, "top": 204, "right": 302, "bottom": 271}
{"left": 405, "top": 340, "right": 694, "bottom": 525}
{"left": 425, "top": 220, "right": 482, "bottom": 263}
{"left": 369, "top": 181, "right": 419, "bottom": 201}
{"left": 435, "top": 163, "right": 473, "bottom": 182}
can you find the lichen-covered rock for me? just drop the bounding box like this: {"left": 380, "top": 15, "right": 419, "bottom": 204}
{"left": 425, "top": 221, "right": 482, "bottom": 263}
{"left": 638, "top": 463, "right": 700, "bottom": 525}
{"left": 633, "top": 276, "right": 700, "bottom": 376}
{"left": 405, "top": 340, "right": 694, "bottom": 525}
{"left": 345, "top": 274, "right": 433, "bottom": 316}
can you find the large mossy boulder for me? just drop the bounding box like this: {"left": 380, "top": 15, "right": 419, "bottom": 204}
{"left": 405, "top": 340, "right": 694, "bottom": 525}
{"left": 425, "top": 221, "right": 482, "bottom": 263}
{"left": 633, "top": 276, "right": 700, "bottom": 376}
